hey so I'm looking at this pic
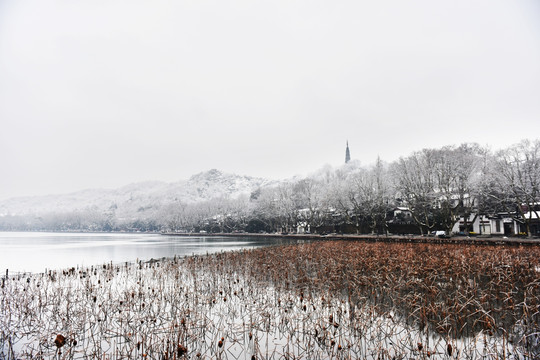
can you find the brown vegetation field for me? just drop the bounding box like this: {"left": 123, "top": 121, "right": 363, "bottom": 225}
{"left": 1, "top": 241, "right": 539, "bottom": 359}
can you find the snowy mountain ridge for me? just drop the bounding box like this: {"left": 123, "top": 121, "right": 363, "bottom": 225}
{"left": 0, "top": 169, "right": 276, "bottom": 217}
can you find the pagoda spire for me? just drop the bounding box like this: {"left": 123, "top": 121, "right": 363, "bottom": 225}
{"left": 345, "top": 141, "right": 351, "bottom": 163}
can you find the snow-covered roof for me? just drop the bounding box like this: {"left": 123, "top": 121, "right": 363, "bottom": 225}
{"left": 524, "top": 211, "right": 540, "bottom": 220}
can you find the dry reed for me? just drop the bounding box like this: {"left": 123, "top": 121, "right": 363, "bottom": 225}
{"left": 1, "top": 241, "right": 539, "bottom": 359}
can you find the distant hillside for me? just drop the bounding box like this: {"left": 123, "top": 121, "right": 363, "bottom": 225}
{"left": 0, "top": 169, "right": 275, "bottom": 218}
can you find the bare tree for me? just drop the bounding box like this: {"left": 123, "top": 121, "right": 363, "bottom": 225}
{"left": 391, "top": 144, "right": 485, "bottom": 234}
{"left": 250, "top": 186, "right": 282, "bottom": 233}
{"left": 491, "top": 139, "right": 540, "bottom": 236}
{"left": 392, "top": 150, "right": 438, "bottom": 234}
{"left": 161, "top": 201, "right": 188, "bottom": 232}
{"left": 293, "top": 178, "right": 330, "bottom": 233}
{"left": 431, "top": 144, "right": 484, "bottom": 233}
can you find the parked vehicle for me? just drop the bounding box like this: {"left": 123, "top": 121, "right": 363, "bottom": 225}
{"left": 431, "top": 230, "right": 449, "bottom": 238}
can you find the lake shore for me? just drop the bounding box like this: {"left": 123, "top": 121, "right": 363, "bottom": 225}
{"left": 163, "top": 231, "right": 540, "bottom": 246}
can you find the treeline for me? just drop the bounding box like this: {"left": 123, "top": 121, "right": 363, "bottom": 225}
{"left": 1, "top": 139, "right": 539, "bottom": 236}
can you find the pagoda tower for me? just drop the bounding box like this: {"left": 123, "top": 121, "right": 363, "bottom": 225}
{"left": 345, "top": 141, "right": 351, "bottom": 163}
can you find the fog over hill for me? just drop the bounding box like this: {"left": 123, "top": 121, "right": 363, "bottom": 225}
{"left": 0, "top": 169, "right": 276, "bottom": 217}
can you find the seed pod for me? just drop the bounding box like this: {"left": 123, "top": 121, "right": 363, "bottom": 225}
{"left": 177, "top": 344, "right": 187, "bottom": 356}
{"left": 54, "top": 334, "right": 66, "bottom": 348}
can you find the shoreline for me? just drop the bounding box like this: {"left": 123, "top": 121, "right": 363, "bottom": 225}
{"left": 2, "top": 230, "right": 537, "bottom": 246}
{"left": 162, "top": 231, "right": 540, "bottom": 246}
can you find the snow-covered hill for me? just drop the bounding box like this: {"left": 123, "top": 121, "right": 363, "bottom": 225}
{"left": 0, "top": 169, "right": 275, "bottom": 217}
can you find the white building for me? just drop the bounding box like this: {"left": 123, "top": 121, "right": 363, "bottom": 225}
{"left": 452, "top": 213, "right": 520, "bottom": 236}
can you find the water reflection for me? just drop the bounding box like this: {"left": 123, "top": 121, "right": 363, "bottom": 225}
{"left": 0, "top": 232, "right": 289, "bottom": 273}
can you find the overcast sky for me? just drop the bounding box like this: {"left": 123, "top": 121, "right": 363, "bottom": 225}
{"left": 1, "top": 0, "right": 539, "bottom": 200}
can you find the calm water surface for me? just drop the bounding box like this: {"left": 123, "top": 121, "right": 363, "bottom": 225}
{"left": 0, "top": 232, "right": 292, "bottom": 273}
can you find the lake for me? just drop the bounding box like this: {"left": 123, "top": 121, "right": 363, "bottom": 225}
{"left": 0, "top": 232, "right": 293, "bottom": 274}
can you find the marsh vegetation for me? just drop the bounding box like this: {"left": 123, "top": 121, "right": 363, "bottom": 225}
{"left": 1, "top": 241, "right": 539, "bottom": 359}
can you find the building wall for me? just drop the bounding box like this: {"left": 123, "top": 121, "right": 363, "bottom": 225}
{"left": 490, "top": 218, "right": 504, "bottom": 235}
{"left": 452, "top": 215, "right": 517, "bottom": 236}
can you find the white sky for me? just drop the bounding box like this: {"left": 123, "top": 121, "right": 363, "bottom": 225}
{"left": 1, "top": 0, "right": 539, "bottom": 200}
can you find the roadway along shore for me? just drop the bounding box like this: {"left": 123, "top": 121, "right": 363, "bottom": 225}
{"left": 161, "top": 232, "right": 540, "bottom": 246}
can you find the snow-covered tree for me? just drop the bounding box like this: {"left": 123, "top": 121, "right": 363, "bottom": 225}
{"left": 491, "top": 139, "right": 540, "bottom": 236}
